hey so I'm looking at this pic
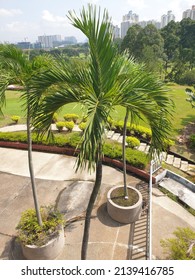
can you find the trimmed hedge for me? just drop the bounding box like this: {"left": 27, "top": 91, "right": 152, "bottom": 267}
{"left": 111, "top": 121, "right": 152, "bottom": 141}
{"left": 0, "top": 131, "right": 148, "bottom": 170}
{"left": 63, "top": 114, "right": 79, "bottom": 123}
{"left": 126, "top": 136, "right": 140, "bottom": 148}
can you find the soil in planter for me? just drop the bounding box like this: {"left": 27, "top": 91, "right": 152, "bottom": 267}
{"left": 110, "top": 187, "right": 139, "bottom": 207}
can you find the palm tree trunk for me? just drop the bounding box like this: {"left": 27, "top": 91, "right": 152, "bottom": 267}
{"left": 27, "top": 103, "right": 42, "bottom": 226}
{"left": 123, "top": 108, "right": 129, "bottom": 199}
{"left": 81, "top": 144, "right": 103, "bottom": 260}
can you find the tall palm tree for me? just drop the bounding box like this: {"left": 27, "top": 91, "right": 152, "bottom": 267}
{"left": 29, "top": 5, "right": 173, "bottom": 260}
{"left": 0, "top": 45, "right": 54, "bottom": 226}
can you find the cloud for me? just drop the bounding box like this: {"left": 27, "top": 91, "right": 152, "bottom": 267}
{"left": 0, "top": 8, "right": 22, "bottom": 17}
{"left": 42, "top": 10, "right": 68, "bottom": 24}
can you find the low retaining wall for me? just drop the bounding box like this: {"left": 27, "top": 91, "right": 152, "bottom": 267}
{"left": 0, "top": 141, "right": 156, "bottom": 183}
{"left": 166, "top": 170, "right": 195, "bottom": 193}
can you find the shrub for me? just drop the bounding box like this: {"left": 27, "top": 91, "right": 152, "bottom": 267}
{"left": 63, "top": 114, "right": 79, "bottom": 123}
{"left": 55, "top": 121, "right": 66, "bottom": 132}
{"left": 16, "top": 206, "right": 65, "bottom": 246}
{"left": 64, "top": 121, "right": 74, "bottom": 132}
{"left": 162, "top": 138, "right": 175, "bottom": 150}
{"left": 160, "top": 227, "right": 195, "bottom": 260}
{"left": 177, "top": 69, "right": 195, "bottom": 86}
{"left": 125, "top": 148, "right": 148, "bottom": 169}
{"left": 11, "top": 115, "right": 20, "bottom": 123}
{"left": 78, "top": 122, "right": 86, "bottom": 131}
{"left": 52, "top": 113, "right": 58, "bottom": 123}
{"left": 115, "top": 120, "right": 124, "bottom": 131}
{"left": 126, "top": 136, "right": 140, "bottom": 148}
{"left": 103, "top": 141, "right": 122, "bottom": 159}
{"left": 67, "top": 132, "right": 81, "bottom": 148}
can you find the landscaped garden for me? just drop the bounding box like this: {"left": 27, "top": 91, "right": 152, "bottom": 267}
{"left": 1, "top": 83, "right": 195, "bottom": 164}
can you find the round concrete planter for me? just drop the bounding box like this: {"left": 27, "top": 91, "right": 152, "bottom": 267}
{"left": 21, "top": 226, "right": 65, "bottom": 260}
{"left": 107, "top": 186, "right": 142, "bottom": 224}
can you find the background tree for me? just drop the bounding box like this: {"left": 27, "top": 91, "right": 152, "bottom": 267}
{"left": 120, "top": 24, "right": 142, "bottom": 58}
{"left": 161, "top": 20, "right": 180, "bottom": 79}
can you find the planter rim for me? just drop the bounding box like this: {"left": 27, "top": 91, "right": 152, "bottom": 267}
{"left": 107, "top": 185, "right": 142, "bottom": 210}
{"left": 21, "top": 226, "right": 63, "bottom": 249}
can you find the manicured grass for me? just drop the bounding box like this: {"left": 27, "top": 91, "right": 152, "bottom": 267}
{"left": 1, "top": 85, "right": 195, "bottom": 138}
{"left": 166, "top": 84, "right": 195, "bottom": 136}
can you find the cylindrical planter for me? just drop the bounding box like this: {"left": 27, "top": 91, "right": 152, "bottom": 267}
{"left": 107, "top": 186, "right": 142, "bottom": 224}
{"left": 21, "top": 227, "right": 65, "bottom": 260}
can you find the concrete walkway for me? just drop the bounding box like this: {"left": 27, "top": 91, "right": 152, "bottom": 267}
{"left": 0, "top": 147, "right": 145, "bottom": 260}
{"left": 0, "top": 147, "right": 194, "bottom": 260}
{"left": 0, "top": 124, "right": 195, "bottom": 259}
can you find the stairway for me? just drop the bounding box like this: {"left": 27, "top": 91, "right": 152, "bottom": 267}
{"left": 105, "top": 130, "right": 195, "bottom": 176}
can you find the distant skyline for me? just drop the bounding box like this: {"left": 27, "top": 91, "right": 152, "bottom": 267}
{"left": 0, "top": 0, "right": 194, "bottom": 43}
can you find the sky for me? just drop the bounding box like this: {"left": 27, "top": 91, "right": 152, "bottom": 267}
{"left": 0, "top": 0, "right": 194, "bottom": 43}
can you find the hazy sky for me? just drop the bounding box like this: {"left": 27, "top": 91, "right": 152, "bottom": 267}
{"left": 0, "top": 0, "right": 194, "bottom": 43}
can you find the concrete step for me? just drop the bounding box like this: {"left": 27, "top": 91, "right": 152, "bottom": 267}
{"left": 165, "top": 154, "right": 174, "bottom": 165}
{"left": 161, "top": 151, "right": 167, "bottom": 161}
{"left": 173, "top": 157, "right": 181, "bottom": 168}
{"left": 106, "top": 130, "right": 115, "bottom": 139}
{"left": 180, "top": 161, "right": 189, "bottom": 172}
{"left": 137, "top": 143, "right": 147, "bottom": 152}
{"left": 111, "top": 133, "right": 121, "bottom": 141}
{"left": 187, "top": 164, "right": 195, "bottom": 176}
{"left": 144, "top": 145, "right": 150, "bottom": 154}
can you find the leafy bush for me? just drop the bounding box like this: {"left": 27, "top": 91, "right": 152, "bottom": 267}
{"left": 11, "top": 115, "right": 20, "bottom": 123}
{"left": 160, "top": 227, "right": 195, "bottom": 260}
{"left": 103, "top": 141, "right": 122, "bottom": 159}
{"left": 189, "top": 134, "right": 195, "bottom": 149}
{"left": 126, "top": 136, "right": 140, "bottom": 148}
{"left": 125, "top": 148, "right": 148, "bottom": 169}
{"left": 63, "top": 114, "right": 79, "bottom": 123}
{"left": 16, "top": 206, "right": 65, "bottom": 246}
{"left": 64, "top": 121, "right": 74, "bottom": 132}
{"left": 0, "top": 131, "right": 27, "bottom": 142}
{"left": 177, "top": 69, "right": 195, "bottom": 86}
{"left": 67, "top": 132, "right": 81, "bottom": 148}
{"left": 114, "top": 120, "right": 124, "bottom": 131}
{"left": 78, "top": 122, "right": 87, "bottom": 131}
{"left": 55, "top": 121, "right": 66, "bottom": 132}
{"left": 52, "top": 113, "right": 58, "bottom": 123}
{"left": 162, "top": 138, "right": 175, "bottom": 150}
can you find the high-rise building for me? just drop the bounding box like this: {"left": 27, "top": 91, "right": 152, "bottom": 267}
{"left": 113, "top": 25, "right": 120, "bottom": 39}
{"left": 121, "top": 11, "right": 139, "bottom": 38}
{"left": 183, "top": 5, "right": 195, "bottom": 20}
{"left": 161, "top": 10, "right": 175, "bottom": 28}
{"left": 38, "top": 35, "right": 61, "bottom": 49}
{"left": 64, "top": 36, "right": 77, "bottom": 45}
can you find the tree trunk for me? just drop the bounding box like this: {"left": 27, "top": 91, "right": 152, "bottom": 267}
{"left": 27, "top": 103, "right": 42, "bottom": 226}
{"left": 122, "top": 108, "right": 129, "bottom": 199}
{"left": 81, "top": 145, "right": 103, "bottom": 260}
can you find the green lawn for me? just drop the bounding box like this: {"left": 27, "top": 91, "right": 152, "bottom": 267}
{"left": 1, "top": 85, "right": 195, "bottom": 138}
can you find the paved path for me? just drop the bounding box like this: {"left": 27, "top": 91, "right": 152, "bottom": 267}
{"left": 0, "top": 124, "right": 195, "bottom": 259}
{"left": 0, "top": 148, "right": 145, "bottom": 260}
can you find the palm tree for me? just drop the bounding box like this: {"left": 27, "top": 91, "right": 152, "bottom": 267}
{"left": 0, "top": 45, "right": 54, "bottom": 226}
{"left": 118, "top": 58, "right": 174, "bottom": 199}
{"left": 29, "top": 5, "right": 173, "bottom": 260}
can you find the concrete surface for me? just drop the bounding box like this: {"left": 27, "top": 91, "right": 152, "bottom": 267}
{"left": 0, "top": 147, "right": 195, "bottom": 260}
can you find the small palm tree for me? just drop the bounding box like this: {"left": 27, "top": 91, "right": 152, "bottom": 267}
{"left": 29, "top": 5, "right": 173, "bottom": 260}
{"left": 0, "top": 45, "right": 54, "bottom": 226}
